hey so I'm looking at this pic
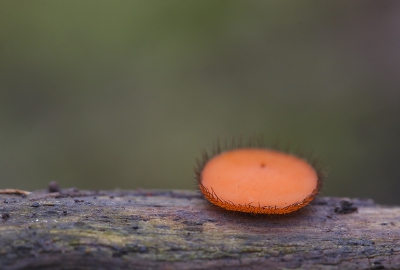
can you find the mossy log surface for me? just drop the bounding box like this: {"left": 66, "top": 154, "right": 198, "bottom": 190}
{"left": 0, "top": 188, "right": 399, "bottom": 270}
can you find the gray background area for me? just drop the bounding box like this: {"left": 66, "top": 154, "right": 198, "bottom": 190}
{"left": 1, "top": 1, "right": 400, "bottom": 205}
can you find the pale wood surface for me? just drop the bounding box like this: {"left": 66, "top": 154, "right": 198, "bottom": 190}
{"left": 0, "top": 188, "right": 399, "bottom": 270}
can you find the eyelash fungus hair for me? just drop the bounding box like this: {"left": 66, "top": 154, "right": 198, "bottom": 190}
{"left": 194, "top": 135, "right": 326, "bottom": 214}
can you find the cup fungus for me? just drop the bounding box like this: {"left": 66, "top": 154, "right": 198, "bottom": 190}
{"left": 195, "top": 139, "right": 325, "bottom": 214}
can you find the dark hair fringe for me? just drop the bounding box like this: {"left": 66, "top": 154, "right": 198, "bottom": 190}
{"left": 193, "top": 134, "right": 328, "bottom": 214}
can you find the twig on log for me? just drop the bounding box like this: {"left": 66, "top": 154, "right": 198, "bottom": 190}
{"left": 0, "top": 189, "right": 31, "bottom": 196}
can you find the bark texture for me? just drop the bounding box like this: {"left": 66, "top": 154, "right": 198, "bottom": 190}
{"left": 0, "top": 188, "right": 399, "bottom": 270}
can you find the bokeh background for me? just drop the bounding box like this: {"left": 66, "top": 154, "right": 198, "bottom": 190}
{"left": 1, "top": 1, "right": 400, "bottom": 205}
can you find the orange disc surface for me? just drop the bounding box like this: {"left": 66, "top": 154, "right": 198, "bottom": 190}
{"left": 199, "top": 148, "right": 319, "bottom": 214}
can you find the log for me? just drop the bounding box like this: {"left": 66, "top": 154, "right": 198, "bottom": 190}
{"left": 0, "top": 188, "right": 399, "bottom": 270}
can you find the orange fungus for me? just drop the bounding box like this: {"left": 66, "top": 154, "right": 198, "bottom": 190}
{"left": 196, "top": 147, "right": 323, "bottom": 214}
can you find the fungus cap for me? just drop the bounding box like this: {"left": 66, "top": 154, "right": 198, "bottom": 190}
{"left": 197, "top": 148, "right": 322, "bottom": 214}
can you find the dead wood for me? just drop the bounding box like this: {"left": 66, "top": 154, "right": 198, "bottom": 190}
{"left": 0, "top": 188, "right": 399, "bottom": 270}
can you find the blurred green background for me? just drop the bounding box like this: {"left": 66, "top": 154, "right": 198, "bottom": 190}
{"left": 1, "top": 1, "right": 400, "bottom": 205}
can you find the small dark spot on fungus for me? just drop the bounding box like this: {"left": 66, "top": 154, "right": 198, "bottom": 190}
{"left": 334, "top": 200, "right": 357, "bottom": 214}
{"left": 48, "top": 181, "right": 60, "bottom": 193}
{"left": 31, "top": 202, "right": 40, "bottom": 208}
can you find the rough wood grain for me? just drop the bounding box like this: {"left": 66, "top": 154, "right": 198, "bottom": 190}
{"left": 0, "top": 188, "right": 399, "bottom": 270}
